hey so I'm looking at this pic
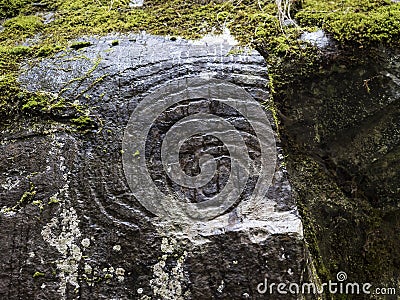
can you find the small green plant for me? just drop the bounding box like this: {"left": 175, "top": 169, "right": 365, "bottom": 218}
{"left": 48, "top": 196, "right": 60, "bottom": 204}
{"left": 71, "top": 115, "right": 94, "bottom": 129}
{"left": 0, "top": 0, "right": 31, "bottom": 18}
{"left": 3, "top": 15, "right": 43, "bottom": 37}
{"left": 70, "top": 41, "right": 92, "bottom": 50}
{"left": 21, "top": 93, "right": 49, "bottom": 112}
{"left": 33, "top": 271, "right": 45, "bottom": 278}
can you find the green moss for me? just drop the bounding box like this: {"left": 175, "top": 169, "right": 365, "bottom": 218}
{"left": 0, "top": 0, "right": 398, "bottom": 84}
{"left": 21, "top": 92, "right": 64, "bottom": 112}
{"left": 0, "top": 0, "right": 396, "bottom": 122}
{"left": 32, "top": 199, "right": 44, "bottom": 212}
{"left": 296, "top": 0, "right": 400, "bottom": 46}
{"left": 0, "top": 74, "right": 19, "bottom": 114}
{"left": 36, "top": 45, "right": 63, "bottom": 57}
{"left": 33, "top": 271, "right": 45, "bottom": 278}
{"left": 70, "top": 41, "right": 92, "bottom": 50}
{"left": 0, "top": 79, "right": 97, "bottom": 130}
{"left": 21, "top": 93, "right": 50, "bottom": 112}
{"left": 1, "top": 183, "right": 36, "bottom": 214}
{"left": 0, "top": 0, "right": 31, "bottom": 19}
{"left": 71, "top": 115, "right": 94, "bottom": 129}
{"left": 8, "top": 45, "right": 32, "bottom": 56}
{"left": 3, "top": 15, "right": 44, "bottom": 40}
{"left": 0, "top": 0, "right": 288, "bottom": 58}
{"left": 19, "top": 187, "right": 36, "bottom": 204}
{"left": 48, "top": 196, "right": 60, "bottom": 205}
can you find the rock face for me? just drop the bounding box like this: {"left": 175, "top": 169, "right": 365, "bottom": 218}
{"left": 273, "top": 42, "right": 400, "bottom": 293}
{"left": 0, "top": 33, "right": 305, "bottom": 299}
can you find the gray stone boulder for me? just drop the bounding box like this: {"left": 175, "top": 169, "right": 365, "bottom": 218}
{"left": 0, "top": 33, "right": 306, "bottom": 299}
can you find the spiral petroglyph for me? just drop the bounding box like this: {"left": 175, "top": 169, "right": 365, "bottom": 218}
{"left": 122, "top": 77, "right": 276, "bottom": 221}
{"left": 11, "top": 33, "right": 306, "bottom": 299}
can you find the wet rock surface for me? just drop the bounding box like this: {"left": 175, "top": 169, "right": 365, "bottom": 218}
{"left": 1, "top": 33, "right": 305, "bottom": 299}
{"left": 273, "top": 45, "right": 400, "bottom": 293}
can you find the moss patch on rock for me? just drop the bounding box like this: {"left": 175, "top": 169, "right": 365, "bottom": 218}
{"left": 0, "top": 0, "right": 32, "bottom": 19}
{"left": 1, "top": 0, "right": 399, "bottom": 117}
{"left": 296, "top": 0, "right": 400, "bottom": 46}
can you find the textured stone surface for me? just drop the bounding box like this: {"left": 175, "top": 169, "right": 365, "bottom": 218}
{"left": 0, "top": 33, "right": 305, "bottom": 299}
{"left": 273, "top": 43, "right": 400, "bottom": 293}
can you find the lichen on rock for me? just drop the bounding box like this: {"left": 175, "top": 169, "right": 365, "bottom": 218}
{"left": 41, "top": 207, "right": 83, "bottom": 298}
{"left": 150, "top": 238, "right": 189, "bottom": 300}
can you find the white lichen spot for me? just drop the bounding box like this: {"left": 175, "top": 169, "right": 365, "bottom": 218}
{"left": 217, "top": 280, "right": 225, "bottom": 293}
{"left": 84, "top": 264, "right": 92, "bottom": 274}
{"left": 116, "top": 267, "right": 125, "bottom": 282}
{"left": 150, "top": 238, "right": 189, "bottom": 300}
{"left": 115, "top": 267, "right": 125, "bottom": 276}
{"left": 1, "top": 177, "right": 20, "bottom": 191}
{"left": 81, "top": 238, "right": 90, "bottom": 248}
{"left": 160, "top": 237, "right": 174, "bottom": 254}
{"left": 41, "top": 207, "right": 83, "bottom": 299}
{"left": 159, "top": 260, "right": 166, "bottom": 268}
{"left": 137, "top": 287, "right": 143, "bottom": 294}
{"left": 103, "top": 266, "right": 124, "bottom": 280}
{"left": 129, "top": 0, "right": 144, "bottom": 7}
{"left": 0, "top": 207, "right": 16, "bottom": 217}
{"left": 113, "top": 244, "right": 121, "bottom": 252}
{"left": 29, "top": 251, "right": 35, "bottom": 258}
{"left": 191, "top": 27, "right": 238, "bottom": 47}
